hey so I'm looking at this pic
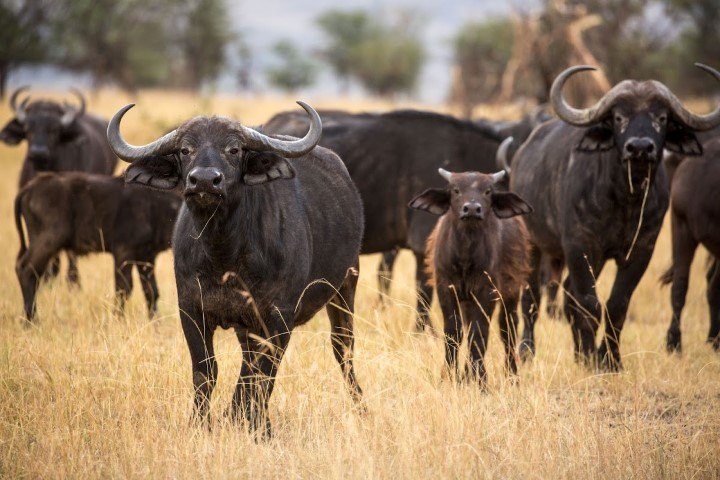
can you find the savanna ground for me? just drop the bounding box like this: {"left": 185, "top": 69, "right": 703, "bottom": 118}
{"left": 0, "top": 91, "right": 718, "bottom": 479}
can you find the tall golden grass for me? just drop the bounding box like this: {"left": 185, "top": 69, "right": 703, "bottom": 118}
{"left": 0, "top": 91, "right": 718, "bottom": 479}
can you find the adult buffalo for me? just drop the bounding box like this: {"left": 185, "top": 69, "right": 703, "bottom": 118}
{"left": 264, "top": 109, "right": 504, "bottom": 330}
{"left": 511, "top": 64, "right": 720, "bottom": 370}
{"left": 107, "top": 102, "right": 364, "bottom": 437}
{"left": 1, "top": 87, "right": 118, "bottom": 283}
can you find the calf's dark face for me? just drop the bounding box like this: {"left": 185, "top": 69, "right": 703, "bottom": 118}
{"left": 409, "top": 172, "right": 532, "bottom": 222}
{"left": 124, "top": 118, "right": 295, "bottom": 213}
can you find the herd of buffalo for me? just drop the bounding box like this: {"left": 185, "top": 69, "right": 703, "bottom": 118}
{"left": 2, "top": 64, "right": 720, "bottom": 437}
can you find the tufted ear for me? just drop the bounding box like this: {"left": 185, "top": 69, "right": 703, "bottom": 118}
{"left": 491, "top": 191, "right": 533, "bottom": 219}
{"left": 124, "top": 154, "right": 181, "bottom": 190}
{"left": 665, "top": 125, "right": 702, "bottom": 156}
{"left": 243, "top": 151, "right": 296, "bottom": 186}
{"left": 577, "top": 125, "right": 615, "bottom": 152}
{"left": 408, "top": 188, "right": 450, "bottom": 215}
{"left": 0, "top": 119, "right": 25, "bottom": 145}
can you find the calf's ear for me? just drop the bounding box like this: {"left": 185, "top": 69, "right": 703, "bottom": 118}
{"left": 577, "top": 125, "right": 614, "bottom": 152}
{"left": 243, "top": 151, "right": 295, "bottom": 185}
{"left": 665, "top": 126, "right": 702, "bottom": 156}
{"left": 408, "top": 188, "right": 450, "bottom": 215}
{"left": 124, "top": 154, "right": 181, "bottom": 190}
{"left": 491, "top": 192, "right": 533, "bottom": 219}
{"left": 0, "top": 119, "right": 25, "bottom": 145}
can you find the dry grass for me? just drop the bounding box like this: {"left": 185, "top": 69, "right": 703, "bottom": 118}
{"left": 0, "top": 91, "right": 718, "bottom": 479}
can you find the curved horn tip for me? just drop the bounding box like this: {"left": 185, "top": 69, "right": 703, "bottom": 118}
{"left": 438, "top": 168, "right": 453, "bottom": 181}
{"left": 695, "top": 63, "right": 720, "bottom": 77}
{"left": 492, "top": 170, "right": 507, "bottom": 182}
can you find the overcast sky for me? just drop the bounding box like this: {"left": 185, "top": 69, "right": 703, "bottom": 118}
{"left": 11, "top": 1, "right": 535, "bottom": 103}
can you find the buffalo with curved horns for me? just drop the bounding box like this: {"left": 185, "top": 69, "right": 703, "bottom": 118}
{"left": 510, "top": 64, "right": 720, "bottom": 370}
{"left": 1, "top": 87, "right": 118, "bottom": 283}
{"left": 107, "top": 102, "right": 364, "bottom": 437}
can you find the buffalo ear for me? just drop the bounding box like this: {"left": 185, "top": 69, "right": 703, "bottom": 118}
{"left": 491, "top": 192, "right": 533, "bottom": 219}
{"left": 665, "top": 127, "right": 702, "bottom": 156}
{"left": 124, "top": 154, "right": 181, "bottom": 190}
{"left": 60, "top": 121, "right": 82, "bottom": 142}
{"left": 577, "top": 125, "right": 615, "bottom": 152}
{"left": 408, "top": 188, "right": 450, "bottom": 215}
{"left": 243, "top": 151, "right": 295, "bottom": 185}
{"left": 0, "top": 119, "right": 25, "bottom": 145}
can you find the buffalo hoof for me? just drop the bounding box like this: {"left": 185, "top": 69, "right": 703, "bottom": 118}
{"left": 518, "top": 339, "right": 536, "bottom": 362}
{"left": 666, "top": 329, "right": 682, "bottom": 353}
{"left": 597, "top": 344, "right": 623, "bottom": 372}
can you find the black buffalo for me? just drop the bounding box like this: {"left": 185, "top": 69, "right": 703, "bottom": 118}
{"left": 511, "top": 64, "right": 720, "bottom": 370}
{"left": 1, "top": 87, "right": 118, "bottom": 283}
{"left": 15, "top": 172, "right": 181, "bottom": 320}
{"left": 264, "top": 109, "right": 504, "bottom": 330}
{"left": 107, "top": 102, "right": 364, "bottom": 437}
{"left": 661, "top": 135, "right": 720, "bottom": 352}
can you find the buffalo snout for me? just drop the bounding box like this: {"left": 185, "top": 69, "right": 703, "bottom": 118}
{"left": 624, "top": 137, "right": 657, "bottom": 160}
{"left": 27, "top": 144, "right": 51, "bottom": 160}
{"left": 461, "top": 201, "right": 484, "bottom": 220}
{"left": 186, "top": 167, "right": 225, "bottom": 197}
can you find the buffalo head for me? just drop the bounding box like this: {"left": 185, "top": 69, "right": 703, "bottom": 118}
{"left": 409, "top": 169, "right": 532, "bottom": 221}
{"left": 106, "top": 102, "right": 322, "bottom": 212}
{"left": 0, "top": 87, "right": 87, "bottom": 167}
{"left": 551, "top": 64, "right": 720, "bottom": 174}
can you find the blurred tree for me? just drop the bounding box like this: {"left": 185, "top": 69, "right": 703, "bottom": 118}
{"left": 177, "top": 0, "right": 233, "bottom": 90}
{"left": 449, "top": 18, "right": 513, "bottom": 118}
{"left": 316, "top": 10, "right": 372, "bottom": 93}
{"left": 236, "top": 38, "right": 254, "bottom": 92}
{"left": 266, "top": 40, "right": 316, "bottom": 94}
{"left": 0, "top": 0, "right": 53, "bottom": 99}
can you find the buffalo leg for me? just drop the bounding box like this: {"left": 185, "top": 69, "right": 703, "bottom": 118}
{"left": 113, "top": 258, "right": 134, "bottom": 315}
{"left": 44, "top": 255, "right": 61, "bottom": 281}
{"left": 377, "top": 248, "right": 398, "bottom": 304}
{"left": 706, "top": 258, "right": 720, "bottom": 350}
{"left": 231, "top": 309, "right": 292, "bottom": 439}
{"left": 66, "top": 252, "right": 80, "bottom": 286}
{"left": 16, "top": 248, "right": 55, "bottom": 320}
{"left": 666, "top": 216, "right": 697, "bottom": 353}
{"left": 137, "top": 260, "right": 160, "bottom": 317}
{"left": 180, "top": 306, "right": 217, "bottom": 426}
{"left": 437, "top": 285, "right": 463, "bottom": 379}
{"left": 519, "top": 246, "right": 542, "bottom": 361}
{"left": 564, "top": 245, "right": 604, "bottom": 365}
{"left": 545, "top": 257, "right": 564, "bottom": 318}
{"left": 499, "top": 296, "right": 520, "bottom": 376}
{"left": 600, "top": 247, "right": 654, "bottom": 371}
{"left": 414, "top": 250, "right": 433, "bottom": 331}
{"left": 464, "top": 298, "right": 492, "bottom": 386}
{"left": 326, "top": 264, "right": 364, "bottom": 403}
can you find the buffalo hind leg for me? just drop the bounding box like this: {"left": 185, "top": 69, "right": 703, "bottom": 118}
{"left": 545, "top": 257, "right": 564, "bottom": 318}
{"left": 137, "top": 260, "right": 160, "bottom": 317}
{"left": 66, "top": 252, "right": 80, "bottom": 286}
{"left": 326, "top": 264, "right": 364, "bottom": 404}
{"left": 113, "top": 258, "right": 134, "bottom": 316}
{"left": 377, "top": 248, "right": 398, "bottom": 305}
{"left": 414, "top": 250, "right": 433, "bottom": 331}
{"left": 16, "top": 248, "right": 55, "bottom": 320}
{"left": 666, "top": 216, "right": 697, "bottom": 353}
{"left": 520, "top": 246, "right": 542, "bottom": 361}
{"left": 499, "top": 296, "right": 520, "bottom": 376}
{"left": 43, "top": 255, "right": 61, "bottom": 281}
{"left": 600, "top": 247, "right": 654, "bottom": 371}
{"left": 706, "top": 258, "right": 720, "bottom": 350}
{"left": 231, "top": 309, "right": 292, "bottom": 439}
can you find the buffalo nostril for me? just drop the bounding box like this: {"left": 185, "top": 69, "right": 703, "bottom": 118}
{"left": 475, "top": 207, "right": 482, "bottom": 213}
{"left": 188, "top": 175, "right": 197, "bottom": 186}
{"left": 646, "top": 143, "right": 655, "bottom": 153}
{"left": 462, "top": 205, "right": 469, "bottom": 213}
{"left": 212, "top": 174, "right": 223, "bottom": 186}
{"left": 626, "top": 143, "right": 635, "bottom": 153}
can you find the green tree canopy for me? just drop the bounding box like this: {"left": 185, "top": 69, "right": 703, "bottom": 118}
{"left": 266, "top": 40, "right": 317, "bottom": 94}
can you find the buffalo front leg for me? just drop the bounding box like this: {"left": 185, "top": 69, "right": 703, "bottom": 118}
{"left": 113, "top": 258, "right": 134, "bottom": 316}
{"left": 137, "top": 260, "right": 160, "bottom": 317}
{"left": 464, "top": 298, "right": 492, "bottom": 386}
{"left": 180, "top": 307, "right": 217, "bottom": 427}
{"left": 519, "top": 246, "right": 542, "bottom": 361}
{"left": 499, "top": 296, "right": 521, "bottom": 376}
{"left": 326, "top": 264, "right": 364, "bottom": 403}
{"left": 414, "top": 250, "right": 433, "bottom": 331}
{"left": 665, "top": 215, "right": 698, "bottom": 353}
{"left": 66, "top": 251, "right": 80, "bottom": 286}
{"left": 437, "top": 284, "right": 463, "bottom": 380}
{"left": 377, "top": 248, "right": 398, "bottom": 305}
{"left": 600, "top": 247, "right": 654, "bottom": 371}
{"left": 231, "top": 310, "right": 292, "bottom": 439}
{"left": 706, "top": 258, "right": 720, "bottom": 350}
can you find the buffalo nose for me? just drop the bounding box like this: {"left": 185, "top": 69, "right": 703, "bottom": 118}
{"left": 187, "top": 167, "right": 224, "bottom": 192}
{"left": 461, "top": 201, "right": 483, "bottom": 219}
{"left": 625, "top": 138, "right": 656, "bottom": 157}
{"left": 27, "top": 145, "right": 50, "bottom": 159}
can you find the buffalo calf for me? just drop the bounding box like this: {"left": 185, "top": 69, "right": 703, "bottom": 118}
{"left": 409, "top": 169, "right": 532, "bottom": 384}
{"left": 15, "top": 172, "right": 181, "bottom": 320}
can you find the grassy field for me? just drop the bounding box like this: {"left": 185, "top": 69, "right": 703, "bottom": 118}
{"left": 0, "top": 91, "right": 718, "bottom": 479}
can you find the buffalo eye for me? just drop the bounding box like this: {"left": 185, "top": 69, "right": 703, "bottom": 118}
{"left": 485, "top": 189, "right": 491, "bottom": 195}
{"left": 657, "top": 114, "right": 667, "bottom": 125}
{"left": 614, "top": 114, "right": 623, "bottom": 124}
{"left": 180, "top": 147, "right": 190, "bottom": 156}
{"left": 453, "top": 187, "right": 460, "bottom": 194}
{"left": 229, "top": 147, "right": 239, "bottom": 155}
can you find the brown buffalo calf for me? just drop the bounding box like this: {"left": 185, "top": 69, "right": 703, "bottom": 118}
{"left": 15, "top": 172, "right": 181, "bottom": 320}
{"left": 409, "top": 169, "right": 532, "bottom": 384}
{"left": 661, "top": 137, "right": 720, "bottom": 352}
